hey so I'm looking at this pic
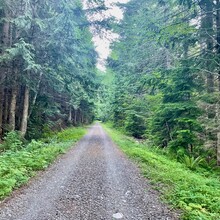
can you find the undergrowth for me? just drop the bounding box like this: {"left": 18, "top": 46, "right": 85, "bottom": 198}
{"left": 103, "top": 123, "right": 220, "bottom": 220}
{"left": 0, "top": 127, "right": 86, "bottom": 200}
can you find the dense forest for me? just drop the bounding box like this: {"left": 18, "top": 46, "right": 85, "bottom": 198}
{"left": 1, "top": 0, "right": 220, "bottom": 166}
{"left": 1, "top": 1, "right": 220, "bottom": 219}
{"left": 0, "top": 0, "right": 98, "bottom": 140}
{"left": 97, "top": 0, "right": 220, "bottom": 166}
{"left": 1, "top": 0, "right": 220, "bottom": 165}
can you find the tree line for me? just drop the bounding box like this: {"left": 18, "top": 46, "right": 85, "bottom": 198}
{"left": 98, "top": 0, "right": 220, "bottom": 165}
{"left": 0, "top": 0, "right": 98, "bottom": 139}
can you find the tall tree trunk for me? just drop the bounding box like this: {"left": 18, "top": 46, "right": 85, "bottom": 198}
{"left": 205, "top": 0, "right": 214, "bottom": 93}
{"left": 74, "top": 108, "right": 77, "bottom": 125}
{"left": 217, "top": 0, "right": 220, "bottom": 90}
{"left": 9, "top": 86, "right": 18, "bottom": 131}
{"left": 2, "top": 13, "right": 9, "bottom": 47}
{"left": 28, "top": 72, "right": 43, "bottom": 118}
{"left": 0, "top": 88, "right": 4, "bottom": 137}
{"left": 20, "top": 86, "right": 29, "bottom": 137}
{"left": 217, "top": 102, "right": 220, "bottom": 166}
{"left": 215, "top": 0, "right": 220, "bottom": 165}
{"left": 3, "top": 88, "right": 9, "bottom": 125}
{"left": 217, "top": 132, "right": 220, "bottom": 166}
{"left": 81, "top": 111, "right": 84, "bottom": 124}
{"left": 200, "top": 0, "right": 215, "bottom": 120}
{"left": 68, "top": 106, "right": 72, "bottom": 123}
{"left": 200, "top": 0, "right": 214, "bottom": 93}
{"left": 9, "top": 21, "right": 13, "bottom": 48}
{"left": 217, "top": 101, "right": 220, "bottom": 165}
{"left": 0, "top": 11, "right": 10, "bottom": 136}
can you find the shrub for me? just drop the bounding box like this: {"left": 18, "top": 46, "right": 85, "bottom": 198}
{"left": 0, "top": 131, "right": 23, "bottom": 151}
{"left": 125, "top": 113, "right": 146, "bottom": 138}
{"left": 180, "top": 155, "right": 204, "bottom": 170}
{"left": 0, "top": 126, "right": 86, "bottom": 200}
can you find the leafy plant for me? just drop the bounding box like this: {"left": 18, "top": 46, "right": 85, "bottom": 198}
{"left": 0, "top": 131, "right": 23, "bottom": 151}
{"left": 180, "top": 155, "right": 204, "bottom": 170}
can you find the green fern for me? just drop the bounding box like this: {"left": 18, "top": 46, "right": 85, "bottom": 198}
{"left": 180, "top": 155, "right": 204, "bottom": 170}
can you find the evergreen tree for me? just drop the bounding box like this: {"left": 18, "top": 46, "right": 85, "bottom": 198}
{"left": 0, "top": 0, "right": 98, "bottom": 139}
{"left": 103, "top": 0, "right": 220, "bottom": 163}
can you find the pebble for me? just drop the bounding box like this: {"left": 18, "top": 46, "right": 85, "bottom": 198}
{"left": 113, "top": 212, "right": 124, "bottom": 219}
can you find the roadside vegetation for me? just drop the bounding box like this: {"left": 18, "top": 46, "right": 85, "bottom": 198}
{"left": 0, "top": 0, "right": 97, "bottom": 202}
{"left": 103, "top": 123, "right": 220, "bottom": 220}
{"left": 0, "top": 127, "right": 86, "bottom": 200}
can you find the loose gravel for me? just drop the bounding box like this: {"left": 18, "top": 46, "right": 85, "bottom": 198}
{"left": 0, "top": 124, "right": 179, "bottom": 220}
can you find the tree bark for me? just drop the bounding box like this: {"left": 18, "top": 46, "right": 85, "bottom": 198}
{"left": 216, "top": 0, "right": 220, "bottom": 165}
{"left": 81, "top": 111, "right": 84, "bottom": 124}
{"left": 28, "top": 72, "right": 43, "bottom": 118}
{"left": 74, "top": 108, "right": 77, "bottom": 125}
{"left": 9, "top": 86, "right": 18, "bottom": 131}
{"left": 0, "top": 88, "right": 4, "bottom": 137}
{"left": 20, "top": 86, "right": 29, "bottom": 137}
{"left": 68, "top": 106, "right": 72, "bottom": 123}
{"left": 217, "top": 101, "right": 220, "bottom": 165}
{"left": 204, "top": 0, "right": 214, "bottom": 93}
{"left": 217, "top": 132, "right": 220, "bottom": 165}
{"left": 200, "top": 0, "right": 214, "bottom": 93}
{"left": 0, "top": 10, "right": 10, "bottom": 136}
{"left": 3, "top": 88, "right": 9, "bottom": 125}
{"left": 216, "top": 0, "right": 220, "bottom": 90}
{"left": 2, "top": 13, "right": 10, "bottom": 47}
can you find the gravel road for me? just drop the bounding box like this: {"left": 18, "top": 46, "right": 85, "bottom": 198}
{"left": 0, "top": 124, "right": 178, "bottom": 220}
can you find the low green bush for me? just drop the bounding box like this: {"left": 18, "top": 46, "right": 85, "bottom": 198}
{"left": 180, "top": 155, "right": 204, "bottom": 170}
{"left": 0, "top": 127, "right": 86, "bottom": 199}
{"left": 0, "top": 131, "right": 23, "bottom": 151}
{"left": 103, "top": 124, "right": 220, "bottom": 220}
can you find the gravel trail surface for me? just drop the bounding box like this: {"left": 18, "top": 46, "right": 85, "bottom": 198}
{"left": 0, "top": 124, "right": 178, "bottom": 220}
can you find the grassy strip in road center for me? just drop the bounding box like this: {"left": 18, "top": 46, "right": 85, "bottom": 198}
{"left": 0, "top": 127, "right": 86, "bottom": 200}
{"left": 103, "top": 123, "right": 220, "bottom": 220}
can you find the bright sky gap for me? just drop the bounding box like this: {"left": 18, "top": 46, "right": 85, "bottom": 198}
{"left": 83, "top": 0, "right": 130, "bottom": 71}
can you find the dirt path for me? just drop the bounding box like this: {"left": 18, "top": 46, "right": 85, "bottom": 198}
{"left": 0, "top": 124, "right": 178, "bottom": 220}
